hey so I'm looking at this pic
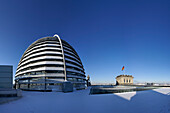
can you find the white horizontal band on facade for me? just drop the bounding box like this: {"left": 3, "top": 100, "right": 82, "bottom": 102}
{"left": 64, "top": 53, "right": 81, "bottom": 64}
{"left": 19, "top": 51, "right": 62, "bottom": 65}
{"left": 63, "top": 49, "right": 80, "bottom": 60}
{"left": 28, "top": 79, "right": 65, "bottom": 83}
{"left": 18, "top": 55, "right": 63, "bottom": 67}
{"left": 24, "top": 47, "right": 62, "bottom": 58}
{"left": 16, "top": 73, "right": 65, "bottom": 79}
{"left": 16, "top": 66, "right": 64, "bottom": 76}
{"left": 65, "top": 56, "right": 81, "bottom": 66}
{"left": 65, "top": 58, "right": 82, "bottom": 67}
{"left": 25, "top": 43, "right": 61, "bottom": 55}
{"left": 63, "top": 46, "right": 73, "bottom": 52}
{"left": 17, "top": 56, "right": 63, "bottom": 72}
{"left": 17, "top": 57, "right": 63, "bottom": 70}
{"left": 70, "top": 81, "right": 86, "bottom": 84}
{"left": 63, "top": 47, "right": 76, "bottom": 55}
{"left": 63, "top": 47, "right": 80, "bottom": 59}
{"left": 18, "top": 44, "right": 61, "bottom": 64}
{"left": 31, "top": 41, "right": 60, "bottom": 48}
{"left": 65, "top": 63, "right": 84, "bottom": 71}
{"left": 64, "top": 54, "right": 81, "bottom": 64}
{"left": 67, "top": 75, "right": 85, "bottom": 79}
{"left": 66, "top": 68, "right": 84, "bottom": 75}
{"left": 17, "top": 64, "right": 65, "bottom": 75}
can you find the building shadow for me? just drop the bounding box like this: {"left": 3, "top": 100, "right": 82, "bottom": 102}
{"left": 111, "top": 89, "right": 170, "bottom": 113}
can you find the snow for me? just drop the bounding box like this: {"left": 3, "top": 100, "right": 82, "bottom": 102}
{"left": 0, "top": 88, "right": 170, "bottom": 113}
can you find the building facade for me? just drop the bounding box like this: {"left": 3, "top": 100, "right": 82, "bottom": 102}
{"left": 116, "top": 75, "right": 133, "bottom": 85}
{"left": 0, "top": 65, "right": 13, "bottom": 89}
{"left": 15, "top": 35, "right": 86, "bottom": 91}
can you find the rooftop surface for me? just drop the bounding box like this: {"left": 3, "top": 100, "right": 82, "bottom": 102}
{"left": 0, "top": 88, "right": 170, "bottom": 113}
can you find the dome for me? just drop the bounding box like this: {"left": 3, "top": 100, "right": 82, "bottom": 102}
{"left": 15, "top": 35, "right": 86, "bottom": 91}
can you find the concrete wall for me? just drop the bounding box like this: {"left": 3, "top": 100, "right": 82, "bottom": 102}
{"left": 0, "top": 65, "right": 13, "bottom": 89}
{"left": 62, "top": 81, "right": 73, "bottom": 92}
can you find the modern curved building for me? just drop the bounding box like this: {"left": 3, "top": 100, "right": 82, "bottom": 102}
{"left": 15, "top": 34, "right": 86, "bottom": 91}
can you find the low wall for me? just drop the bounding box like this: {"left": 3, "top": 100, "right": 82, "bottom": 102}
{"left": 0, "top": 89, "right": 22, "bottom": 104}
{"left": 90, "top": 87, "right": 158, "bottom": 95}
{"left": 0, "top": 89, "right": 22, "bottom": 97}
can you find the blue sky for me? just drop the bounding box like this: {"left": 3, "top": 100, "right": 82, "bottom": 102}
{"left": 0, "top": 0, "right": 170, "bottom": 84}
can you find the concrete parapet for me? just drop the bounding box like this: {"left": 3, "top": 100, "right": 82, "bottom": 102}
{"left": 0, "top": 89, "right": 22, "bottom": 104}
{"left": 62, "top": 81, "right": 73, "bottom": 93}
{"left": 0, "top": 89, "right": 22, "bottom": 97}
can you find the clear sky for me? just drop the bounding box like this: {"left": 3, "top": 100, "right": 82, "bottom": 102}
{"left": 0, "top": 0, "right": 170, "bottom": 84}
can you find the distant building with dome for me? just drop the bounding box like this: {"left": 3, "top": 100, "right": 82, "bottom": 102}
{"left": 116, "top": 75, "right": 134, "bottom": 85}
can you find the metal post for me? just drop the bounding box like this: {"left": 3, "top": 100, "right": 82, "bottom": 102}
{"left": 45, "top": 76, "right": 46, "bottom": 91}
{"left": 28, "top": 79, "right": 30, "bottom": 89}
